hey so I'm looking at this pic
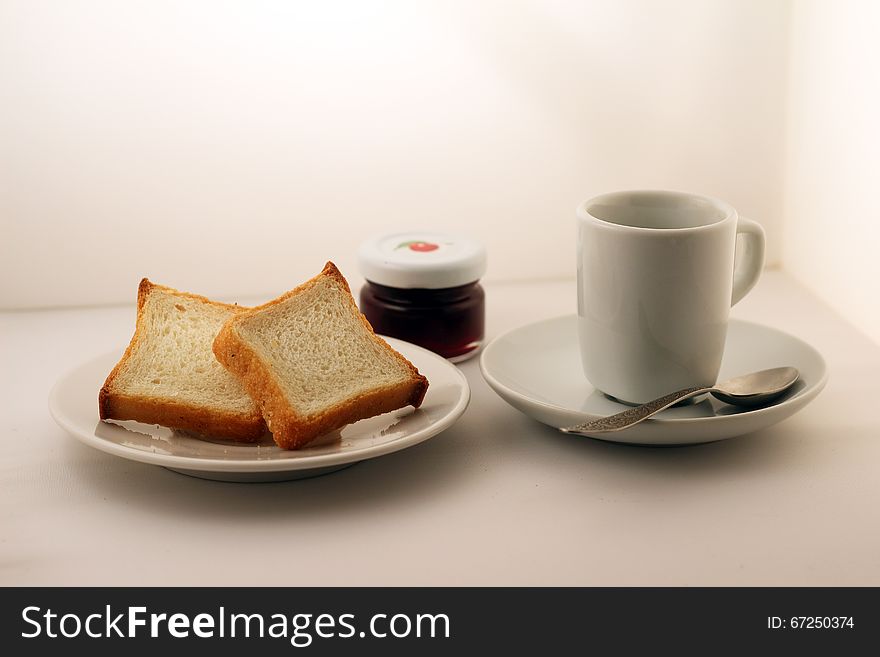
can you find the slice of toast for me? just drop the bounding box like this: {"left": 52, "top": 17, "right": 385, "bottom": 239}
{"left": 212, "top": 262, "right": 429, "bottom": 449}
{"left": 99, "top": 279, "right": 266, "bottom": 441}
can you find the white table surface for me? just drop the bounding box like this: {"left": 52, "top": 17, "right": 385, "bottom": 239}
{"left": 2, "top": 270, "right": 878, "bottom": 586}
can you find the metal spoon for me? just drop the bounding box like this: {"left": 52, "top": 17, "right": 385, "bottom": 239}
{"left": 560, "top": 367, "right": 799, "bottom": 435}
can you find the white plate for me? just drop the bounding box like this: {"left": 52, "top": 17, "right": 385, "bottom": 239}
{"left": 50, "top": 338, "right": 470, "bottom": 482}
{"left": 480, "top": 316, "right": 827, "bottom": 445}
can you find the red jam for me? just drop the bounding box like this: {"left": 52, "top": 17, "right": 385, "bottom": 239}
{"left": 360, "top": 281, "right": 485, "bottom": 361}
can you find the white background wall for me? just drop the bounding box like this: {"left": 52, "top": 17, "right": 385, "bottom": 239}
{"left": 783, "top": 0, "right": 880, "bottom": 345}
{"left": 1, "top": 0, "right": 790, "bottom": 309}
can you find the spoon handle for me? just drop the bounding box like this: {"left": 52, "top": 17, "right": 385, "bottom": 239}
{"left": 561, "top": 385, "right": 710, "bottom": 435}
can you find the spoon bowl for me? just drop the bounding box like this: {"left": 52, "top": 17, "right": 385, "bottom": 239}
{"left": 710, "top": 366, "right": 800, "bottom": 407}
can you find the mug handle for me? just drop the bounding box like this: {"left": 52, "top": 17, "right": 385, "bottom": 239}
{"left": 731, "top": 217, "right": 765, "bottom": 306}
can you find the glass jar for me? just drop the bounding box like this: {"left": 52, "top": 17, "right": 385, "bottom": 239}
{"left": 358, "top": 232, "right": 487, "bottom": 362}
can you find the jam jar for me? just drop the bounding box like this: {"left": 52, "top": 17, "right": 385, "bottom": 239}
{"left": 358, "top": 232, "right": 487, "bottom": 362}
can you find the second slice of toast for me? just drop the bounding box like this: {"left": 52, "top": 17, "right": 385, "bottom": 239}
{"left": 99, "top": 279, "right": 266, "bottom": 441}
{"left": 212, "top": 262, "right": 429, "bottom": 449}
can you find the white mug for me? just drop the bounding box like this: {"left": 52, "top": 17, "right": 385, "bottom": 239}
{"left": 576, "top": 190, "right": 765, "bottom": 404}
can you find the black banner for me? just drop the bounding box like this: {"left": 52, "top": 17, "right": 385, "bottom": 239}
{"left": 1, "top": 587, "right": 876, "bottom": 654}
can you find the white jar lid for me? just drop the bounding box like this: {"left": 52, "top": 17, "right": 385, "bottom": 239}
{"left": 358, "top": 231, "right": 487, "bottom": 289}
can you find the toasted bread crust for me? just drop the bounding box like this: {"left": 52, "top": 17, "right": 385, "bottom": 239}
{"left": 99, "top": 278, "right": 266, "bottom": 442}
{"left": 99, "top": 393, "right": 267, "bottom": 442}
{"left": 98, "top": 278, "right": 155, "bottom": 421}
{"left": 213, "top": 262, "right": 429, "bottom": 449}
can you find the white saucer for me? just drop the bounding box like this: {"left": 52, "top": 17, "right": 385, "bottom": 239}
{"left": 49, "top": 337, "right": 470, "bottom": 482}
{"left": 480, "top": 316, "right": 827, "bottom": 445}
